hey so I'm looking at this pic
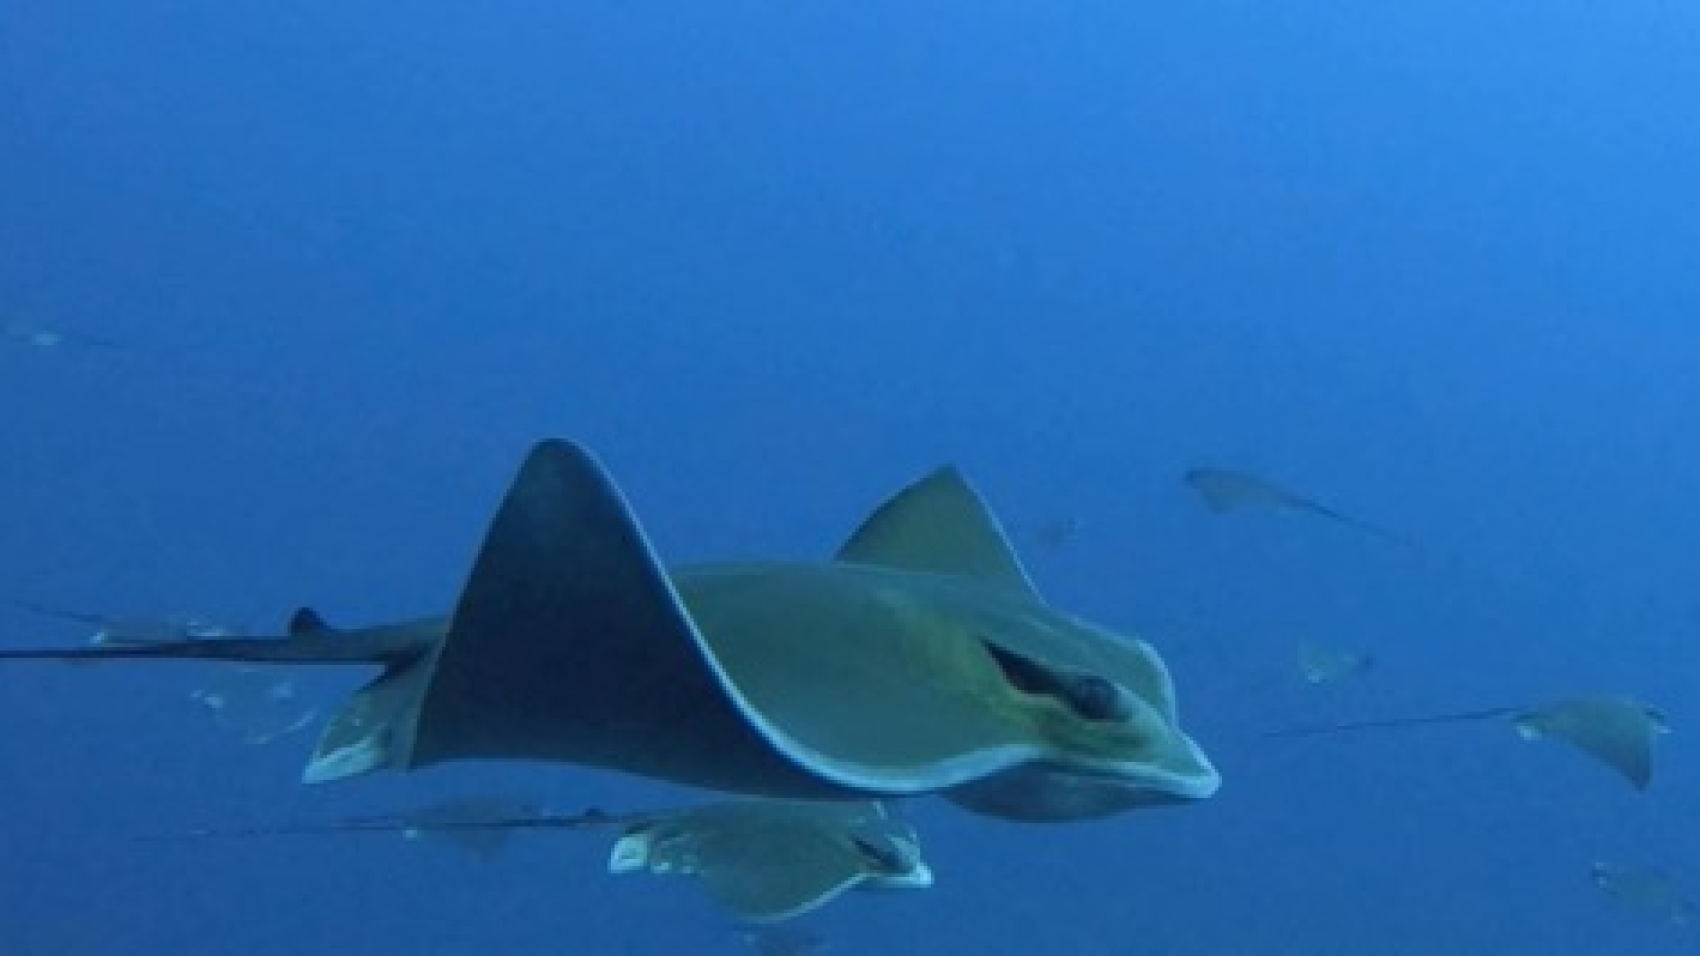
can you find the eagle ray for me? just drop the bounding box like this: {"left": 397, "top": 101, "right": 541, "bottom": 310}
{"left": 1264, "top": 694, "right": 1667, "bottom": 790}
{"left": 0, "top": 438, "right": 1221, "bottom": 822}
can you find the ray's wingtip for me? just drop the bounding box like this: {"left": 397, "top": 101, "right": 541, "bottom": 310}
{"left": 300, "top": 736, "right": 386, "bottom": 785}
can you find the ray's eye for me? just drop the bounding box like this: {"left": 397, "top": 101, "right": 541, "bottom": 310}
{"left": 850, "top": 835, "right": 909, "bottom": 874}
{"left": 1065, "top": 675, "right": 1133, "bottom": 722}
{"left": 980, "top": 639, "right": 1132, "bottom": 723}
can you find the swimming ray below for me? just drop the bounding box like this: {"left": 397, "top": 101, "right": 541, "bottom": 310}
{"left": 1181, "top": 466, "right": 1422, "bottom": 551}
{"left": 172, "top": 798, "right": 931, "bottom": 923}
{"left": 1263, "top": 694, "right": 1669, "bottom": 790}
{"left": 608, "top": 800, "right": 931, "bottom": 923}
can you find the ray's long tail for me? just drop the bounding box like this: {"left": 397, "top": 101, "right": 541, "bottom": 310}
{"left": 1263, "top": 706, "right": 1517, "bottom": 739}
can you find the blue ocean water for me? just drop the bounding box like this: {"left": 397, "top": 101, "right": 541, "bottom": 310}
{"left": 2, "top": 2, "right": 1696, "bottom": 953}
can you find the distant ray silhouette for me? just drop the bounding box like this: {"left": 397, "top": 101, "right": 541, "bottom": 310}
{"left": 10, "top": 599, "right": 315, "bottom": 743}
{"left": 188, "top": 665, "right": 319, "bottom": 746}
{"left": 1, "top": 318, "right": 125, "bottom": 352}
{"left": 1264, "top": 694, "right": 1668, "bottom": 790}
{"left": 1296, "top": 640, "right": 1375, "bottom": 685}
{"left": 1591, "top": 861, "right": 1696, "bottom": 926}
{"left": 1182, "top": 467, "right": 1421, "bottom": 550}
{"left": 1018, "top": 516, "right": 1083, "bottom": 552}
{"left": 9, "top": 598, "right": 235, "bottom": 646}
{"left": 738, "top": 924, "right": 829, "bottom": 955}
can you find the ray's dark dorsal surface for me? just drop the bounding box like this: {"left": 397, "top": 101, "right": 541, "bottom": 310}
{"left": 0, "top": 438, "right": 1220, "bottom": 822}
{"left": 1182, "top": 466, "right": 1422, "bottom": 551}
{"left": 1264, "top": 694, "right": 1668, "bottom": 791}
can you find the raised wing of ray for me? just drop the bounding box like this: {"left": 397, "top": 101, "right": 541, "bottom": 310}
{"left": 1264, "top": 694, "right": 1667, "bottom": 790}
{"left": 1182, "top": 466, "right": 1421, "bottom": 550}
{"left": 835, "top": 464, "right": 1040, "bottom": 597}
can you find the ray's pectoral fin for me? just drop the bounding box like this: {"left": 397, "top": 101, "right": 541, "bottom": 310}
{"left": 303, "top": 654, "right": 436, "bottom": 783}
{"left": 413, "top": 439, "right": 766, "bottom": 770}
{"left": 322, "top": 439, "right": 810, "bottom": 792}
{"left": 836, "top": 465, "right": 1040, "bottom": 599}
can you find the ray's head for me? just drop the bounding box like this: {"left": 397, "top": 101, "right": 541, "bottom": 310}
{"left": 939, "top": 611, "right": 1221, "bottom": 821}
